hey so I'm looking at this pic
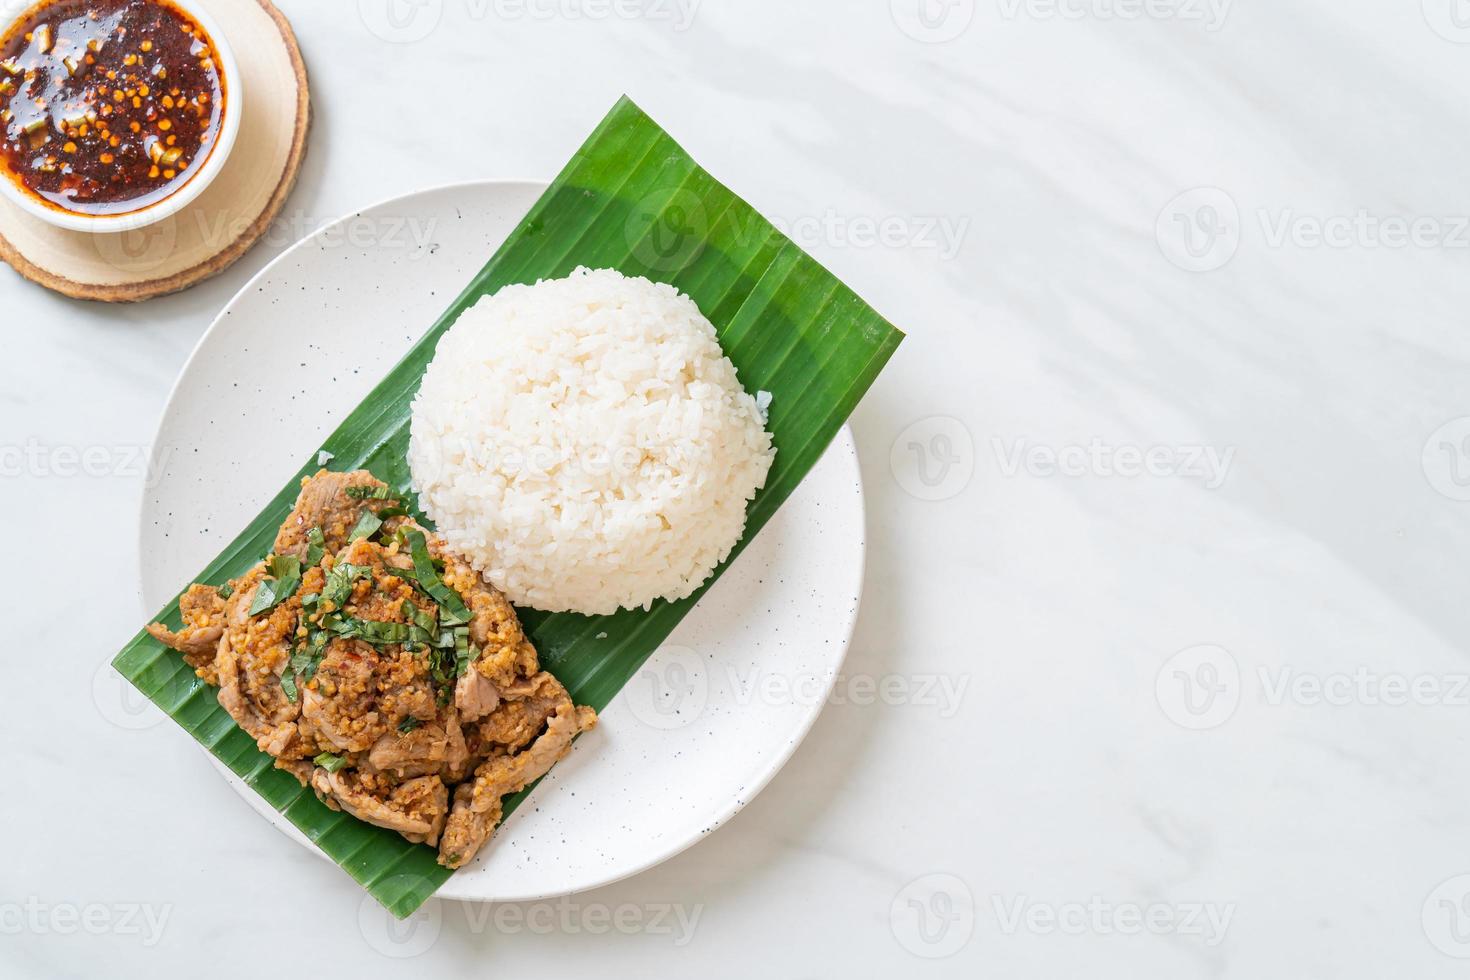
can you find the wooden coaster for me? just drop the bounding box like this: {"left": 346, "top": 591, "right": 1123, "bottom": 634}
{"left": 0, "top": 0, "right": 309, "bottom": 302}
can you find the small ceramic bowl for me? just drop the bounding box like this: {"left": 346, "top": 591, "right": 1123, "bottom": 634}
{"left": 0, "top": 0, "right": 242, "bottom": 233}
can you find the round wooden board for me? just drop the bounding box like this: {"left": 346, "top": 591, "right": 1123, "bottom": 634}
{"left": 0, "top": 0, "right": 309, "bottom": 302}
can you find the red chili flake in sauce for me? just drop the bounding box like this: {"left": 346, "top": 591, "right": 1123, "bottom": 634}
{"left": 0, "top": 0, "right": 225, "bottom": 216}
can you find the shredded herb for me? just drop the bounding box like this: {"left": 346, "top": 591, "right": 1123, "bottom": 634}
{"left": 331, "top": 617, "right": 411, "bottom": 645}
{"left": 402, "top": 529, "right": 472, "bottom": 625}
{"left": 398, "top": 717, "right": 422, "bottom": 734}
{"left": 321, "top": 563, "right": 373, "bottom": 608}
{"left": 280, "top": 671, "right": 298, "bottom": 702}
{"left": 453, "top": 626, "right": 479, "bottom": 677}
{"left": 347, "top": 509, "right": 383, "bottom": 542}
{"left": 401, "top": 599, "right": 438, "bottom": 650}
{"left": 216, "top": 582, "right": 234, "bottom": 600}
{"left": 345, "top": 485, "right": 396, "bottom": 501}
{"left": 314, "top": 753, "right": 347, "bottom": 772}
{"left": 249, "top": 555, "right": 303, "bottom": 616}
{"left": 305, "top": 526, "right": 326, "bottom": 566}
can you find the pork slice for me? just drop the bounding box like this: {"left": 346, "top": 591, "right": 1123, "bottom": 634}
{"left": 438, "top": 676, "right": 597, "bottom": 869}
{"left": 311, "top": 770, "right": 448, "bottom": 846}
{"left": 147, "top": 584, "right": 227, "bottom": 682}
{"left": 273, "top": 469, "right": 391, "bottom": 561}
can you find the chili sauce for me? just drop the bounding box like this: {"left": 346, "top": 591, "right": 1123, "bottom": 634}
{"left": 0, "top": 0, "right": 226, "bottom": 216}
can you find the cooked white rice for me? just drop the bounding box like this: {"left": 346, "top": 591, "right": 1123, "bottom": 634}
{"left": 408, "top": 267, "right": 776, "bottom": 616}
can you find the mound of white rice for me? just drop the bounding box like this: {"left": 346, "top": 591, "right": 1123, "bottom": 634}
{"left": 408, "top": 267, "right": 776, "bottom": 616}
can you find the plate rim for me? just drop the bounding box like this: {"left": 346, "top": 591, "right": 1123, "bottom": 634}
{"left": 136, "top": 178, "right": 867, "bottom": 904}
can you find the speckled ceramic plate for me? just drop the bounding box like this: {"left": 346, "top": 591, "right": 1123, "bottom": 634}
{"left": 138, "top": 179, "right": 866, "bottom": 904}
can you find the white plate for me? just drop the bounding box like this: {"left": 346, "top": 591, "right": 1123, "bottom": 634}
{"left": 139, "top": 180, "right": 867, "bottom": 904}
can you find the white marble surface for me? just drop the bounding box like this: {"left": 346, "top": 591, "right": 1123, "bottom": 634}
{"left": 4, "top": 0, "right": 1470, "bottom": 975}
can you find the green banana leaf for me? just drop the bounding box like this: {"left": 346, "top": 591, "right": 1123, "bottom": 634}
{"left": 112, "top": 95, "right": 904, "bottom": 919}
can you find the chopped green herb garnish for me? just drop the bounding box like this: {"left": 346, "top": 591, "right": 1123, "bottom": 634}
{"left": 314, "top": 753, "right": 347, "bottom": 772}
{"left": 345, "top": 485, "right": 396, "bottom": 501}
{"left": 280, "top": 671, "right": 299, "bottom": 702}
{"left": 454, "top": 626, "right": 480, "bottom": 677}
{"left": 403, "top": 599, "right": 438, "bottom": 633}
{"left": 321, "top": 563, "right": 373, "bottom": 608}
{"left": 305, "top": 526, "right": 326, "bottom": 566}
{"left": 216, "top": 582, "right": 234, "bottom": 600}
{"left": 249, "top": 555, "right": 303, "bottom": 616}
{"left": 331, "top": 617, "right": 411, "bottom": 645}
{"left": 398, "top": 717, "right": 422, "bottom": 734}
{"left": 402, "top": 529, "right": 472, "bottom": 625}
{"left": 347, "top": 509, "right": 383, "bottom": 542}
